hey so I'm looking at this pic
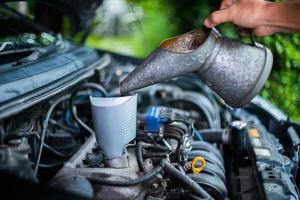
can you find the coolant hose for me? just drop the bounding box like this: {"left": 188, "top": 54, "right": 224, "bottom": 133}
{"left": 163, "top": 162, "right": 212, "bottom": 200}
{"left": 199, "top": 129, "right": 227, "bottom": 144}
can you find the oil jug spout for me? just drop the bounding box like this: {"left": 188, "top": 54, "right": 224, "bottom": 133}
{"left": 120, "top": 28, "right": 273, "bottom": 108}
{"left": 120, "top": 28, "right": 216, "bottom": 94}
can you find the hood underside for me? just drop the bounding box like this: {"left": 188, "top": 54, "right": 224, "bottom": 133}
{"left": 0, "top": 0, "right": 103, "bottom": 37}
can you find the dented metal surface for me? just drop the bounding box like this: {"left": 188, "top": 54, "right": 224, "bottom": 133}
{"left": 120, "top": 28, "right": 273, "bottom": 107}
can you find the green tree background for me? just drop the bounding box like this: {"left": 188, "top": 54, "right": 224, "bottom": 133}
{"left": 87, "top": 0, "right": 300, "bottom": 122}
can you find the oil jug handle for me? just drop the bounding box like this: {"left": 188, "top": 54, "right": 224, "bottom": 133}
{"left": 211, "top": 27, "right": 260, "bottom": 47}
{"left": 250, "top": 31, "right": 258, "bottom": 46}
{"left": 249, "top": 30, "right": 265, "bottom": 48}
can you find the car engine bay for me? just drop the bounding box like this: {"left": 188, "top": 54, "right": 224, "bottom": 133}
{"left": 0, "top": 49, "right": 299, "bottom": 200}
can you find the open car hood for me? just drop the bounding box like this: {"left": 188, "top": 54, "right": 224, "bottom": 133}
{"left": 0, "top": 0, "right": 103, "bottom": 37}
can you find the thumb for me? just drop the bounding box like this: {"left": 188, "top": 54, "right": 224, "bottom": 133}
{"left": 204, "top": 9, "right": 232, "bottom": 28}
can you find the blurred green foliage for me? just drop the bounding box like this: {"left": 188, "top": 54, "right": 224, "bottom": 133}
{"left": 87, "top": 1, "right": 175, "bottom": 57}
{"left": 87, "top": 0, "right": 300, "bottom": 122}
{"left": 259, "top": 34, "right": 300, "bottom": 121}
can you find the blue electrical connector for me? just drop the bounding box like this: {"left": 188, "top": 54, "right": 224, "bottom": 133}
{"left": 145, "top": 106, "right": 172, "bottom": 132}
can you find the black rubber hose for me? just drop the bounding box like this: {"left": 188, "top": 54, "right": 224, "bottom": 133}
{"left": 163, "top": 162, "right": 212, "bottom": 200}
{"left": 49, "top": 119, "right": 80, "bottom": 134}
{"left": 38, "top": 161, "right": 64, "bottom": 168}
{"left": 43, "top": 143, "right": 67, "bottom": 158}
{"left": 143, "top": 152, "right": 168, "bottom": 159}
{"left": 164, "top": 125, "right": 186, "bottom": 136}
{"left": 142, "top": 143, "right": 169, "bottom": 152}
{"left": 136, "top": 142, "right": 146, "bottom": 172}
{"left": 163, "top": 133, "right": 181, "bottom": 143}
{"left": 33, "top": 95, "right": 70, "bottom": 176}
{"left": 199, "top": 129, "right": 227, "bottom": 144}
{"left": 188, "top": 173, "right": 227, "bottom": 200}
{"left": 87, "top": 159, "right": 165, "bottom": 186}
{"left": 136, "top": 142, "right": 168, "bottom": 172}
{"left": 69, "top": 82, "right": 107, "bottom": 135}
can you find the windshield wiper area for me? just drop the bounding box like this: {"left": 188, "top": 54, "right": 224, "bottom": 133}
{"left": 0, "top": 32, "right": 65, "bottom": 65}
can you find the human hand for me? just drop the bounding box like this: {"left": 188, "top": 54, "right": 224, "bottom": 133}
{"left": 204, "top": 0, "right": 277, "bottom": 36}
